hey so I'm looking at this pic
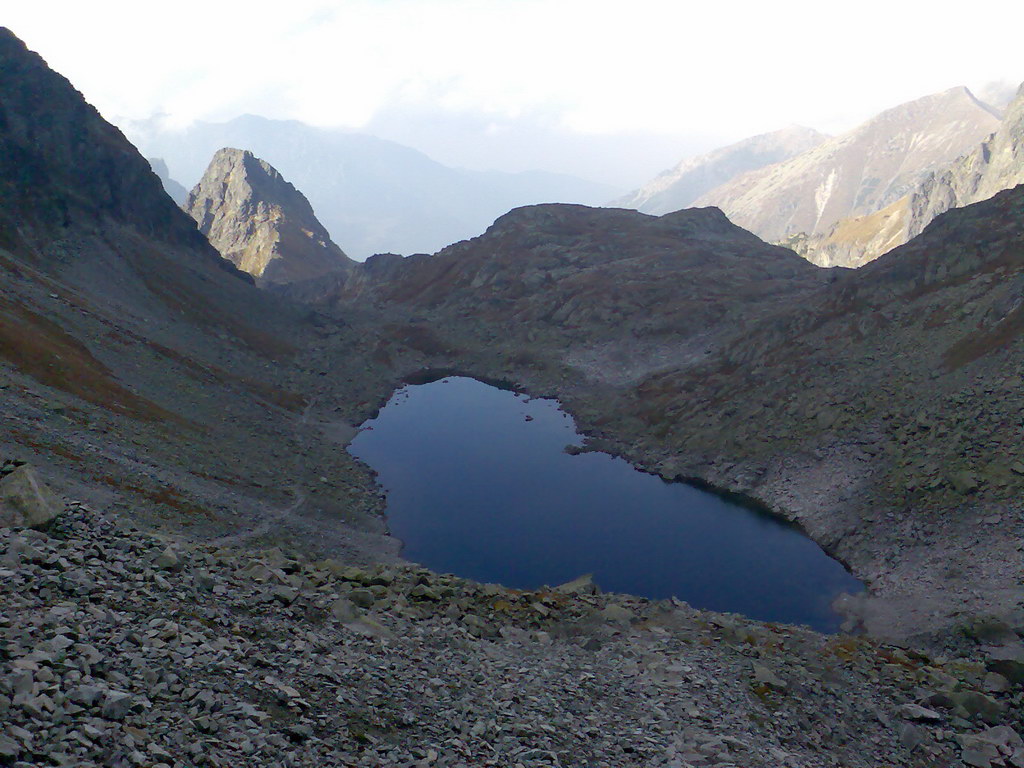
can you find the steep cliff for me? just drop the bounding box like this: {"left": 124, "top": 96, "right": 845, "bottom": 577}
{"left": 186, "top": 148, "right": 354, "bottom": 286}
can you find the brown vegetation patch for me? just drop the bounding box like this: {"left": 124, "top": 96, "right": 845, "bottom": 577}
{"left": 94, "top": 473, "right": 213, "bottom": 520}
{"left": 8, "top": 428, "right": 83, "bottom": 462}
{"left": 235, "top": 377, "right": 307, "bottom": 412}
{"left": 371, "top": 341, "right": 393, "bottom": 367}
{"left": 0, "top": 298, "right": 183, "bottom": 423}
{"left": 943, "top": 303, "right": 1024, "bottom": 371}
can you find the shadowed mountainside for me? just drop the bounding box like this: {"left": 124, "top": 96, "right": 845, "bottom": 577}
{"left": 0, "top": 27, "right": 387, "bottom": 560}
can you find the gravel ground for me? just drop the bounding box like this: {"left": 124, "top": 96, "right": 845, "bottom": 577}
{"left": 2, "top": 499, "right": 1023, "bottom": 767}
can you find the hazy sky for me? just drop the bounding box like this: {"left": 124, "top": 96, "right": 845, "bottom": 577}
{"left": 6, "top": 0, "right": 1022, "bottom": 185}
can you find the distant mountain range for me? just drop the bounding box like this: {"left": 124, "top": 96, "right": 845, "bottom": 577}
{"left": 618, "top": 85, "right": 1019, "bottom": 269}
{"left": 147, "top": 157, "right": 188, "bottom": 205}
{"left": 611, "top": 126, "right": 828, "bottom": 215}
{"left": 690, "top": 87, "right": 1001, "bottom": 243}
{"left": 788, "top": 84, "right": 1024, "bottom": 267}
{"left": 121, "top": 115, "right": 619, "bottom": 259}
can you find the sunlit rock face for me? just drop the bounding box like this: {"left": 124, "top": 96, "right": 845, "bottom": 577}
{"left": 613, "top": 126, "right": 828, "bottom": 216}
{"left": 694, "top": 87, "right": 1002, "bottom": 244}
{"left": 186, "top": 148, "right": 355, "bottom": 286}
{"left": 791, "top": 83, "right": 1024, "bottom": 268}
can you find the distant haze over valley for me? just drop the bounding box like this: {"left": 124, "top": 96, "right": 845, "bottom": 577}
{"left": 125, "top": 115, "right": 617, "bottom": 260}
{"left": 128, "top": 78, "right": 1021, "bottom": 267}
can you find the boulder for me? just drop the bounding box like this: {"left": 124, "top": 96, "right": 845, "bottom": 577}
{"left": 0, "top": 464, "right": 62, "bottom": 529}
{"left": 554, "top": 573, "right": 600, "bottom": 596}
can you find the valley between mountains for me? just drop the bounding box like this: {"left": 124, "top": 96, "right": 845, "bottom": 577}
{"left": 1, "top": 25, "right": 1024, "bottom": 768}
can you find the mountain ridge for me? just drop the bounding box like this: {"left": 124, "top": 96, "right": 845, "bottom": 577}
{"left": 693, "top": 86, "right": 1002, "bottom": 243}
{"left": 612, "top": 126, "right": 828, "bottom": 215}
{"left": 2, "top": 25, "right": 1024, "bottom": 767}
{"left": 794, "top": 82, "right": 1024, "bottom": 267}
{"left": 186, "top": 147, "right": 355, "bottom": 286}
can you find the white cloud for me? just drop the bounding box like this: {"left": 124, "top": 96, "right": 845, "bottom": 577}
{"left": 6, "top": 0, "right": 1022, "bottom": 139}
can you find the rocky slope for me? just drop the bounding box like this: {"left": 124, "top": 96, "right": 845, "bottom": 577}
{"left": 904, "top": 84, "right": 1024, "bottom": 239}
{"left": 794, "top": 84, "right": 1024, "bottom": 268}
{"left": 186, "top": 148, "right": 355, "bottom": 286}
{"left": 123, "top": 115, "right": 618, "bottom": 259}
{"left": 693, "top": 87, "right": 1001, "bottom": 244}
{"left": 3, "top": 26, "right": 1024, "bottom": 768}
{"left": 7, "top": 498, "right": 1024, "bottom": 768}
{"left": 781, "top": 195, "right": 913, "bottom": 268}
{"left": 312, "top": 187, "right": 1024, "bottom": 643}
{"left": 613, "top": 126, "right": 828, "bottom": 216}
{"left": 0, "top": 27, "right": 390, "bottom": 567}
{"left": 319, "top": 203, "right": 828, "bottom": 385}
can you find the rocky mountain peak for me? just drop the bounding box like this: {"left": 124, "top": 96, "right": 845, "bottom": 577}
{"left": 186, "top": 148, "right": 354, "bottom": 286}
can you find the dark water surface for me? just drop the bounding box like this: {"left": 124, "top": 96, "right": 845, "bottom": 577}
{"left": 348, "top": 376, "right": 862, "bottom": 632}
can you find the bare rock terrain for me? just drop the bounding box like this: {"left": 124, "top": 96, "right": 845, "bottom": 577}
{"left": 694, "top": 87, "right": 1000, "bottom": 244}
{"left": 793, "top": 84, "right": 1024, "bottom": 268}
{"left": 612, "top": 126, "right": 827, "bottom": 216}
{"left": 1, "top": 26, "right": 1024, "bottom": 768}
{"left": 3, "top": 498, "right": 1023, "bottom": 767}
{"left": 186, "top": 148, "right": 355, "bottom": 286}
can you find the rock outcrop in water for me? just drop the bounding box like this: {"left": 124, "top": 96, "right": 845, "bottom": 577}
{"left": 186, "top": 148, "right": 355, "bottom": 286}
{"left": 612, "top": 126, "right": 828, "bottom": 215}
{"left": 693, "top": 87, "right": 1001, "bottom": 245}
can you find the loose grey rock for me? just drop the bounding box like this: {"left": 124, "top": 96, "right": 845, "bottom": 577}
{"left": 752, "top": 663, "right": 788, "bottom": 691}
{"left": 100, "top": 691, "right": 133, "bottom": 720}
{"left": 0, "top": 465, "right": 62, "bottom": 529}
{"left": 348, "top": 589, "right": 375, "bottom": 609}
{"left": 898, "top": 703, "right": 944, "bottom": 722}
{"left": 153, "top": 546, "right": 180, "bottom": 570}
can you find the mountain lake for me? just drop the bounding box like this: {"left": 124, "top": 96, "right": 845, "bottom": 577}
{"left": 348, "top": 375, "right": 863, "bottom": 632}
